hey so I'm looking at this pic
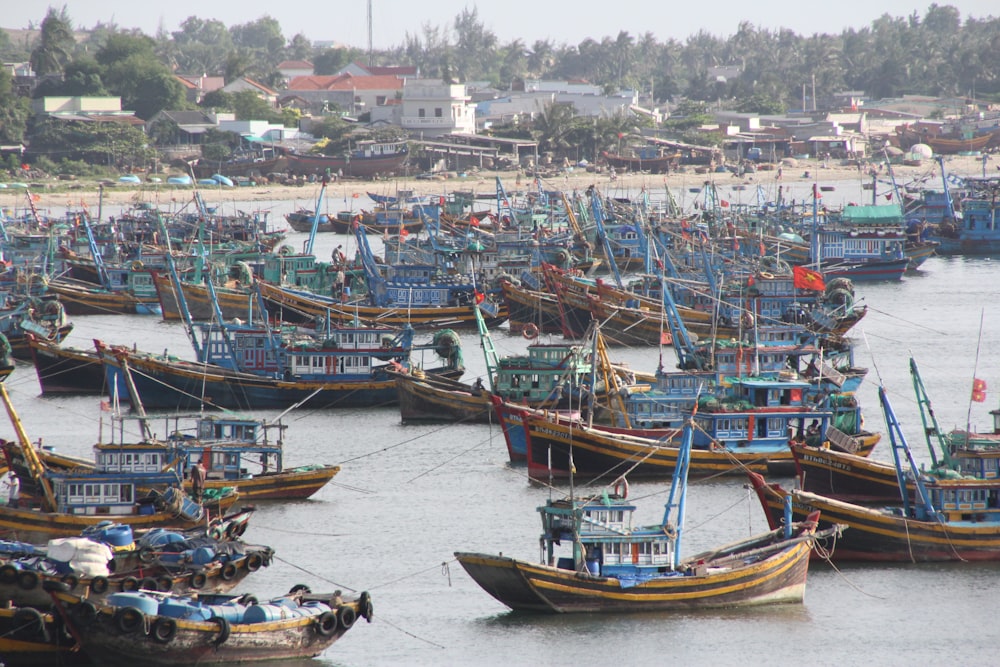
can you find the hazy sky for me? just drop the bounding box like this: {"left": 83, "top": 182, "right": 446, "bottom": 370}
{"left": 5, "top": 1, "right": 997, "bottom": 49}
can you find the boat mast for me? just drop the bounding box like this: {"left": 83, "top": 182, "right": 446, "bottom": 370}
{"left": 662, "top": 416, "right": 695, "bottom": 569}
{"left": 878, "top": 384, "right": 939, "bottom": 521}
{"left": 0, "top": 381, "right": 57, "bottom": 511}
{"left": 304, "top": 178, "right": 328, "bottom": 257}
{"left": 909, "top": 357, "right": 950, "bottom": 468}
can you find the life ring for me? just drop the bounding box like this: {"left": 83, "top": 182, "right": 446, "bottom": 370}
{"left": 613, "top": 477, "right": 629, "bottom": 499}
{"left": 115, "top": 606, "right": 145, "bottom": 634}
{"left": 150, "top": 617, "right": 177, "bottom": 643}
{"left": 316, "top": 611, "right": 338, "bottom": 637}
{"left": 211, "top": 616, "right": 231, "bottom": 646}
{"left": 130, "top": 260, "right": 144, "bottom": 271}
{"left": 17, "top": 570, "right": 39, "bottom": 591}
{"left": 156, "top": 576, "right": 174, "bottom": 592}
{"left": 189, "top": 572, "right": 207, "bottom": 589}
{"left": 13, "top": 607, "right": 47, "bottom": 641}
{"left": 61, "top": 573, "right": 79, "bottom": 591}
{"left": 663, "top": 523, "right": 678, "bottom": 539}
{"left": 522, "top": 323, "right": 539, "bottom": 340}
{"left": 245, "top": 553, "right": 264, "bottom": 572}
{"left": 71, "top": 600, "right": 98, "bottom": 628}
{"left": 119, "top": 576, "right": 140, "bottom": 592}
{"left": 358, "top": 591, "right": 374, "bottom": 622}
{"left": 90, "top": 576, "right": 110, "bottom": 594}
{"left": 0, "top": 564, "right": 18, "bottom": 584}
{"left": 220, "top": 562, "right": 238, "bottom": 581}
{"left": 759, "top": 271, "right": 774, "bottom": 279}
{"left": 337, "top": 605, "right": 357, "bottom": 630}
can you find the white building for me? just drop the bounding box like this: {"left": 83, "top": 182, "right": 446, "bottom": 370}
{"left": 395, "top": 79, "right": 476, "bottom": 137}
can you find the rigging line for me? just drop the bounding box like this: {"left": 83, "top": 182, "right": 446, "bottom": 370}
{"left": 270, "top": 554, "right": 356, "bottom": 592}
{"left": 251, "top": 524, "right": 351, "bottom": 538}
{"left": 119, "top": 362, "right": 230, "bottom": 411}
{"left": 376, "top": 613, "right": 447, "bottom": 650}
{"left": 367, "top": 558, "right": 457, "bottom": 592}
{"left": 863, "top": 305, "right": 951, "bottom": 336}
{"left": 328, "top": 479, "right": 377, "bottom": 495}
{"left": 336, "top": 420, "right": 460, "bottom": 466}
{"left": 813, "top": 535, "right": 886, "bottom": 600}
{"left": 406, "top": 432, "right": 495, "bottom": 483}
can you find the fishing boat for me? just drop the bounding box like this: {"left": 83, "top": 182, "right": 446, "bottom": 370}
{"left": 792, "top": 357, "right": 1000, "bottom": 504}
{"left": 0, "top": 367, "right": 238, "bottom": 543}
{"left": 281, "top": 138, "right": 409, "bottom": 177}
{"left": 0, "top": 514, "right": 270, "bottom": 610}
{"left": 0, "top": 296, "right": 72, "bottom": 360}
{"left": 749, "top": 380, "right": 1000, "bottom": 562}
{"left": 45, "top": 584, "right": 372, "bottom": 666}
{"left": 0, "top": 603, "right": 87, "bottom": 666}
{"left": 456, "top": 418, "right": 838, "bottom": 612}
{"left": 26, "top": 335, "right": 108, "bottom": 395}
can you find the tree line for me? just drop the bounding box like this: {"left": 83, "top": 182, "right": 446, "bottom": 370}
{"left": 0, "top": 5, "right": 997, "bottom": 170}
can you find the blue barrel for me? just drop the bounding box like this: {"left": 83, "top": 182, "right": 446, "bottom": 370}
{"left": 190, "top": 547, "right": 215, "bottom": 565}
{"left": 100, "top": 524, "right": 133, "bottom": 547}
{"left": 158, "top": 598, "right": 208, "bottom": 619}
{"left": 108, "top": 592, "right": 158, "bottom": 616}
{"left": 206, "top": 604, "right": 245, "bottom": 623}
{"left": 243, "top": 604, "right": 292, "bottom": 624}
{"left": 298, "top": 601, "right": 330, "bottom": 617}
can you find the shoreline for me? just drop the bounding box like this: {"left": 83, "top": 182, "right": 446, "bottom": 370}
{"left": 2, "top": 153, "right": 994, "bottom": 211}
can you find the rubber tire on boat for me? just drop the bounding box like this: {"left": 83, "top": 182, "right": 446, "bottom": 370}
{"left": 90, "top": 576, "right": 109, "bottom": 594}
{"left": 140, "top": 577, "right": 158, "bottom": 591}
{"left": 0, "top": 564, "right": 18, "bottom": 584}
{"left": 220, "top": 562, "right": 238, "bottom": 581}
{"left": 114, "top": 607, "right": 145, "bottom": 634}
{"left": 13, "top": 607, "right": 48, "bottom": 641}
{"left": 336, "top": 605, "right": 356, "bottom": 631}
{"left": 288, "top": 584, "right": 312, "bottom": 595}
{"left": 316, "top": 611, "right": 338, "bottom": 637}
{"left": 119, "top": 576, "right": 140, "bottom": 592}
{"left": 157, "top": 575, "right": 174, "bottom": 592}
{"left": 358, "top": 591, "right": 373, "bottom": 622}
{"left": 71, "top": 601, "right": 98, "bottom": 628}
{"left": 210, "top": 615, "right": 231, "bottom": 646}
{"left": 138, "top": 547, "right": 156, "bottom": 563}
{"left": 227, "top": 521, "right": 247, "bottom": 539}
{"left": 189, "top": 572, "right": 207, "bottom": 589}
{"left": 17, "top": 570, "right": 39, "bottom": 591}
{"left": 60, "top": 573, "right": 79, "bottom": 591}
{"left": 150, "top": 617, "right": 177, "bottom": 643}
{"left": 238, "top": 594, "right": 258, "bottom": 606}
{"left": 245, "top": 553, "right": 263, "bottom": 572}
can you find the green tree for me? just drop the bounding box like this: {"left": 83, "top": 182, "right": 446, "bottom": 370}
{"left": 313, "top": 48, "right": 351, "bottom": 75}
{"left": 30, "top": 6, "right": 75, "bottom": 76}
{"left": 0, "top": 69, "right": 30, "bottom": 143}
{"left": 230, "top": 89, "right": 279, "bottom": 122}
{"left": 199, "top": 90, "right": 234, "bottom": 110}
{"left": 97, "top": 33, "right": 184, "bottom": 119}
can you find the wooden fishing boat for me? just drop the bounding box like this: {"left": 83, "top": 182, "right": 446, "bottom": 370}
{"left": 499, "top": 279, "right": 564, "bottom": 336}
{"left": 153, "top": 272, "right": 265, "bottom": 323}
{"left": 456, "top": 419, "right": 838, "bottom": 613}
{"left": 281, "top": 138, "right": 408, "bottom": 177}
{"left": 0, "top": 371, "right": 239, "bottom": 544}
{"left": 0, "top": 604, "right": 87, "bottom": 666}
{"left": 46, "top": 276, "right": 161, "bottom": 316}
{"left": 0, "top": 512, "right": 270, "bottom": 610}
{"left": 0, "top": 296, "right": 72, "bottom": 361}
{"left": 256, "top": 279, "right": 509, "bottom": 330}
{"left": 26, "top": 335, "right": 108, "bottom": 395}
{"left": 749, "top": 382, "right": 1000, "bottom": 562}
{"left": 45, "top": 584, "right": 372, "bottom": 666}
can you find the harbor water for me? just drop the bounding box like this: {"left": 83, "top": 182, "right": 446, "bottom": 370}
{"left": 3, "top": 188, "right": 1000, "bottom": 666}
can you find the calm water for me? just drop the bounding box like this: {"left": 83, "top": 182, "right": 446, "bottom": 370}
{"left": 4, "top": 192, "right": 1000, "bottom": 665}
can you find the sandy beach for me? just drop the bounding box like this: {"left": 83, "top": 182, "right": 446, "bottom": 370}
{"left": 3, "top": 153, "right": 995, "bottom": 211}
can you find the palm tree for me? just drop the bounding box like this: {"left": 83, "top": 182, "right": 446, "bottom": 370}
{"left": 30, "top": 7, "right": 75, "bottom": 76}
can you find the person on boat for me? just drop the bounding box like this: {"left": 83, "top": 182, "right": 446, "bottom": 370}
{"left": 332, "top": 245, "right": 346, "bottom": 265}
{"left": 472, "top": 377, "right": 485, "bottom": 394}
{"left": 190, "top": 462, "right": 206, "bottom": 500}
{"left": 4, "top": 471, "right": 18, "bottom": 507}
{"left": 805, "top": 420, "right": 821, "bottom": 442}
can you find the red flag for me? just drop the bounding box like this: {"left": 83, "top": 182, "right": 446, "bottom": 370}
{"left": 474, "top": 291, "right": 485, "bottom": 304}
{"left": 793, "top": 265, "right": 826, "bottom": 291}
{"left": 400, "top": 228, "right": 409, "bottom": 237}
{"left": 100, "top": 400, "right": 112, "bottom": 412}
{"left": 720, "top": 199, "right": 730, "bottom": 208}
{"left": 660, "top": 331, "right": 673, "bottom": 345}
{"left": 972, "top": 378, "right": 987, "bottom": 403}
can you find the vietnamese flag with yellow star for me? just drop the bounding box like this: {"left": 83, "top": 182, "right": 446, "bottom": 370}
{"left": 792, "top": 265, "right": 826, "bottom": 291}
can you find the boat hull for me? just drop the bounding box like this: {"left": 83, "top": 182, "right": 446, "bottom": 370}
{"left": 750, "top": 473, "right": 1000, "bottom": 561}
{"left": 27, "top": 337, "right": 109, "bottom": 395}
{"left": 454, "top": 533, "right": 813, "bottom": 613}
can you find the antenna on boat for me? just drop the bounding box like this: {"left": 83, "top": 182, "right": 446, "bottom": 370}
{"left": 964, "top": 309, "right": 986, "bottom": 447}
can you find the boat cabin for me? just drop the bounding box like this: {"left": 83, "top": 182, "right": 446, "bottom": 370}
{"left": 494, "top": 344, "right": 593, "bottom": 405}
{"left": 539, "top": 496, "right": 676, "bottom": 579}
